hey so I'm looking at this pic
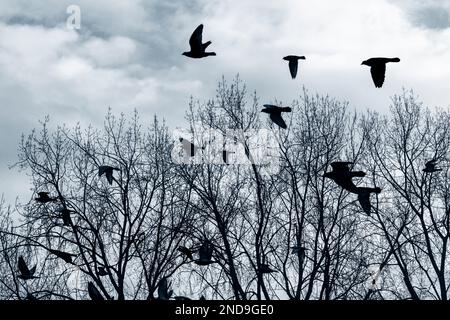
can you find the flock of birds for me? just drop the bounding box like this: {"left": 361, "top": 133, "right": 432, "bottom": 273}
{"left": 182, "top": 24, "right": 401, "bottom": 130}
{"left": 16, "top": 24, "right": 442, "bottom": 300}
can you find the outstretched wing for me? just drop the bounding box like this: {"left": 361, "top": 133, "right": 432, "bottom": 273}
{"left": 358, "top": 192, "right": 372, "bottom": 215}
{"left": 288, "top": 60, "right": 298, "bottom": 79}
{"left": 370, "top": 64, "right": 386, "bottom": 88}
{"left": 189, "top": 24, "right": 203, "bottom": 52}
{"left": 330, "top": 162, "right": 353, "bottom": 171}
{"left": 270, "top": 112, "right": 287, "bottom": 129}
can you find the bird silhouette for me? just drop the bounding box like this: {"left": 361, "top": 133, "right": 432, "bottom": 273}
{"left": 157, "top": 277, "right": 173, "bottom": 300}
{"left": 88, "top": 282, "right": 105, "bottom": 301}
{"left": 283, "top": 55, "right": 306, "bottom": 79}
{"left": 182, "top": 24, "right": 216, "bottom": 58}
{"left": 57, "top": 208, "right": 74, "bottom": 226}
{"left": 98, "top": 165, "right": 120, "bottom": 185}
{"left": 179, "top": 138, "right": 205, "bottom": 158}
{"left": 355, "top": 187, "right": 382, "bottom": 215}
{"left": 261, "top": 104, "right": 292, "bottom": 129}
{"left": 194, "top": 240, "right": 215, "bottom": 266}
{"left": 323, "top": 162, "right": 365, "bottom": 193}
{"left": 361, "top": 57, "right": 400, "bottom": 88}
{"left": 258, "top": 263, "right": 277, "bottom": 274}
{"left": 423, "top": 159, "right": 442, "bottom": 173}
{"left": 18, "top": 256, "right": 38, "bottom": 280}
{"left": 49, "top": 249, "right": 76, "bottom": 264}
{"left": 35, "top": 192, "right": 57, "bottom": 203}
{"left": 98, "top": 266, "right": 108, "bottom": 276}
{"left": 178, "top": 246, "right": 194, "bottom": 260}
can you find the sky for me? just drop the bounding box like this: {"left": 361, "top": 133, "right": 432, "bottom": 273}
{"left": 0, "top": 0, "right": 450, "bottom": 205}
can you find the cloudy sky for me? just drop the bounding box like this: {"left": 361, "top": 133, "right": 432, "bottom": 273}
{"left": 1, "top": 0, "right": 450, "bottom": 204}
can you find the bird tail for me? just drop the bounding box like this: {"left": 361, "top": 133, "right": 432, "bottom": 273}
{"left": 280, "top": 107, "right": 292, "bottom": 112}
{"left": 389, "top": 57, "right": 400, "bottom": 62}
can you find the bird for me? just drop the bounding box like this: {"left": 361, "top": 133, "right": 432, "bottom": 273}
{"left": 283, "top": 55, "right": 306, "bottom": 79}
{"left": 34, "top": 192, "right": 57, "bottom": 203}
{"left": 261, "top": 104, "right": 292, "bottom": 129}
{"left": 57, "top": 208, "right": 74, "bottom": 226}
{"left": 178, "top": 246, "right": 194, "bottom": 260}
{"left": 48, "top": 249, "right": 77, "bottom": 264}
{"left": 98, "top": 267, "right": 108, "bottom": 276}
{"left": 323, "top": 162, "right": 366, "bottom": 193}
{"left": 423, "top": 159, "right": 442, "bottom": 173}
{"left": 355, "top": 187, "right": 382, "bottom": 215}
{"left": 258, "top": 263, "right": 277, "bottom": 274}
{"left": 98, "top": 165, "right": 120, "bottom": 185}
{"left": 179, "top": 138, "right": 205, "bottom": 158}
{"left": 361, "top": 57, "right": 400, "bottom": 88}
{"left": 18, "top": 256, "right": 38, "bottom": 280}
{"left": 194, "top": 240, "right": 215, "bottom": 266}
{"left": 157, "top": 277, "right": 173, "bottom": 300}
{"left": 182, "top": 24, "right": 216, "bottom": 59}
{"left": 88, "top": 282, "right": 105, "bottom": 301}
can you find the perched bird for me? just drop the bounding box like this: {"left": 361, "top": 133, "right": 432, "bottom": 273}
{"left": 18, "top": 256, "right": 38, "bottom": 280}
{"left": 423, "top": 159, "right": 442, "bottom": 173}
{"left": 98, "top": 267, "right": 108, "bottom": 276}
{"left": 35, "top": 192, "right": 57, "bottom": 204}
{"left": 361, "top": 57, "right": 400, "bottom": 88}
{"left": 57, "top": 208, "right": 74, "bottom": 226}
{"left": 258, "top": 263, "right": 277, "bottom": 274}
{"left": 182, "top": 24, "right": 216, "bottom": 58}
{"left": 178, "top": 246, "right": 194, "bottom": 260}
{"left": 88, "top": 282, "right": 105, "bottom": 301}
{"left": 157, "top": 277, "right": 173, "bottom": 300}
{"left": 98, "top": 165, "right": 120, "bottom": 185}
{"left": 323, "top": 162, "right": 365, "bottom": 193}
{"left": 49, "top": 249, "right": 76, "bottom": 264}
{"left": 355, "top": 187, "right": 382, "bottom": 215}
{"left": 261, "top": 104, "right": 292, "bottom": 129}
{"left": 283, "top": 55, "right": 306, "bottom": 79}
{"left": 194, "top": 240, "right": 215, "bottom": 266}
{"left": 179, "top": 138, "right": 205, "bottom": 158}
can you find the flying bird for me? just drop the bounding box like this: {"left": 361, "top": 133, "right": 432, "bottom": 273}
{"left": 98, "top": 165, "right": 120, "bottom": 185}
{"left": 88, "top": 282, "right": 105, "bottom": 301}
{"left": 194, "top": 240, "right": 215, "bottom": 266}
{"left": 323, "top": 162, "right": 365, "bottom": 193}
{"left": 182, "top": 24, "right": 216, "bottom": 58}
{"left": 35, "top": 192, "right": 57, "bottom": 203}
{"left": 49, "top": 249, "right": 77, "bottom": 264}
{"left": 18, "top": 256, "right": 38, "bottom": 280}
{"left": 261, "top": 104, "right": 292, "bottom": 129}
{"left": 423, "top": 159, "right": 442, "bottom": 173}
{"left": 57, "top": 208, "right": 74, "bottom": 226}
{"left": 283, "top": 55, "right": 306, "bottom": 79}
{"left": 178, "top": 246, "right": 194, "bottom": 260}
{"left": 355, "top": 187, "right": 382, "bottom": 215}
{"left": 258, "top": 263, "right": 277, "bottom": 274}
{"left": 361, "top": 57, "right": 400, "bottom": 88}
{"left": 157, "top": 277, "right": 173, "bottom": 300}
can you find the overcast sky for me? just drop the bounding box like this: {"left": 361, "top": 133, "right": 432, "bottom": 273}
{"left": 1, "top": 0, "right": 450, "bottom": 205}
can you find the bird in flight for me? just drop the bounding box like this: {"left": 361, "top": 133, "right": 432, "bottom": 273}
{"left": 323, "top": 162, "right": 365, "bottom": 193}
{"left": 261, "top": 104, "right": 292, "bottom": 129}
{"left": 18, "top": 256, "right": 38, "bottom": 280}
{"left": 361, "top": 57, "right": 400, "bottom": 88}
{"left": 283, "top": 55, "right": 306, "bottom": 79}
{"left": 355, "top": 187, "right": 382, "bottom": 215}
{"left": 182, "top": 24, "right": 216, "bottom": 58}
{"left": 178, "top": 246, "right": 194, "bottom": 260}
{"left": 35, "top": 192, "right": 57, "bottom": 203}
{"left": 49, "top": 249, "right": 77, "bottom": 264}
{"left": 423, "top": 159, "right": 442, "bottom": 173}
{"left": 88, "top": 282, "right": 105, "bottom": 301}
{"left": 98, "top": 165, "right": 120, "bottom": 185}
{"left": 194, "top": 240, "right": 215, "bottom": 266}
{"left": 258, "top": 263, "right": 277, "bottom": 274}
